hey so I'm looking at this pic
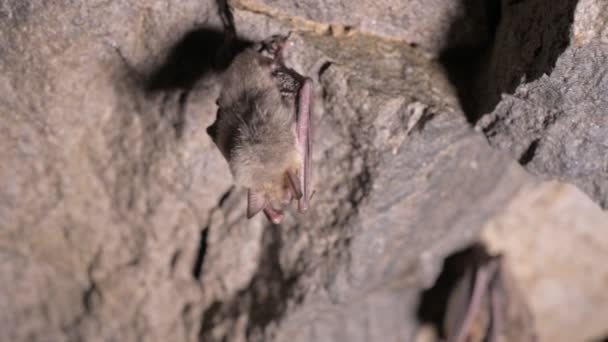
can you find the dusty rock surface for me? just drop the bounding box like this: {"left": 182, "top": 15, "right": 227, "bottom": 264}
{"left": 0, "top": 1, "right": 607, "bottom": 342}
{"left": 230, "top": 0, "right": 493, "bottom": 57}
{"left": 478, "top": 44, "right": 608, "bottom": 208}
{"left": 476, "top": 0, "right": 608, "bottom": 208}
{"left": 473, "top": 3, "right": 608, "bottom": 338}
{"left": 483, "top": 182, "right": 608, "bottom": 342}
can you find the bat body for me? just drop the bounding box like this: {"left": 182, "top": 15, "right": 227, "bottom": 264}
{"left": 443, "top": 252, "right": 536, "bottom": 342}
{"left": 207, "top": 35, "right": 313, "bottom": 224}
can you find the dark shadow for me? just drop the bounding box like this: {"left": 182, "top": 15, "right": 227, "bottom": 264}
{"left": 191, "top": 187, "right": 234, "bottom": 281}
{"left": 440, "top": 0, "right": 579, "bottom": 123}
{"left": 132, "top": 0, "right": 250, "bottom": 139}
{"left": 145, "top": 27, "right": 250, "bottom": 93}
{"left": 145, "top": 0, "right": 248, "bottom": 93}
{"left": 518, "top": 138, "right": 540, "bottom": 165}
{"left": 416, "top": 243, "right": 491, "bottom": 339}
{"left": 199, "top": 225, "right": 304, "bottom": 341}
{"left": 439, "top": 0, "right": 501, "bottom": 123}
{"left": 192, "top": 227, "right": 209, "bottom": 280}
{"left": 142, "top": 26, "right": 251, "bottom": 138}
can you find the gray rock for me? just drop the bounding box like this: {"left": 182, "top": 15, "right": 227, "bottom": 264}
{"left": 0, "top": 0, "right": 574, "bottom": 341}
{"left": 482, "top": 181, "right": 608, "bottom": 342}
{"left": 199, "top": 29, "right": 526, "bottom": 341}
{"left": 476, "top": 0, "right": 580, "bottom": 115}
{"left": 230, "top": 0, "right": 493, "bottom": 57}
{"left": 572, "top": 0, "right": 608, "bottom": 47}
{"left": 479, "top": 43, "right": 608, "bottom": 208}
{"left": 472, "top": 0, "right": 608, "bottom": 209}
{"left": 0, "top": 2, "right": 228, "bottom": 341}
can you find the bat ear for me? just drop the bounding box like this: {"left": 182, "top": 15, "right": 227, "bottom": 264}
{"left": 247, "top": 189, "right": 267, "bottom": 219}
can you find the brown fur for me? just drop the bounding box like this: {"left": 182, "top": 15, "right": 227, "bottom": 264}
{"left": 208, "top": 49, "right": 302, "bottom": 204}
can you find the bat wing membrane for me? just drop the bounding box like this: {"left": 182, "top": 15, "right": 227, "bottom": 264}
{"left": 296, "top": 78, "right": 313, "bottom": 212}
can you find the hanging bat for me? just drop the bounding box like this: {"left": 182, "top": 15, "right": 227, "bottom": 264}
{"left": 443, "top": 250, "right": 536, "bottom": 342}
{"left": 207, "top": 34, "right": 313, "bottom": 224}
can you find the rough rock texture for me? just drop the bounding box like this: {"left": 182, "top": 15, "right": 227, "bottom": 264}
{"left": 482, "top": 182, "right": 608, "bottom": 342}
{"left": 476, "top": 0, "right": 580, "bottom": 113}
{"left": 0, "top": 2, "right": 229, "bottom": 341}
{"left": 1, "top": 0, "right": 607, "bottom": 342}
{"left": 475, "top": 0, "right": 608, "bottom": 208}
{"left": 230, "top": 0, "right": 493, "bottom": 57}
{"left": 572, "top": 0, "right": 608, "bottom": 47}
{"left": 479, "top": 45, "right": 608, "bottom": 208}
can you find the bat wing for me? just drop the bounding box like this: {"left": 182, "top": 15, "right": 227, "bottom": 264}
{"left": 447, "top": 259, "right": 500, "bottom": 342}
{"left": 296, "top": 78, "right": 313, "bottom": 212}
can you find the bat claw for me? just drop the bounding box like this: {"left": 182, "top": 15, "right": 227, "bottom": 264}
{"left": 299, "top": 190, "right": 315, "bottom": 211}
{"left": 297, "top": 198, "right": 309, "bottom": 212}
{"left": 287, "top": 170, "right": 303, "bottom": 200}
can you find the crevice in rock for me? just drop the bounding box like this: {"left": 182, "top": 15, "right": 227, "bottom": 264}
{"left": 61, "top": 248, "right": 104, "bottom": 339}
{"left": 438, "top": 0, "right": 502, "bottom": 123}
{"left": 518, "top": 139, "right": 540, "bottom": 165}
{"left": 170, "top": 249, "right": 182, "bottom": 275}
{"left": 82, "top": 282, "right": 101, "bottom": 313}
{"left": 343, "top": 110, "right": 381, "bottom": 223}
{"left": 440, "top": 0, "right": 579, "bottom": 124}
{"left": 175, "top": 90, "right": 190, "bottom": 139}
{"left": 82, "top": 248, "right": 104, "bottom": 313}
{"left": 191, "top": 227, "right": 209, "bottom": 280}
{"left": 244, "top": 226, "right": 303, "bottom": 339}
{"left": 480, "top": 0, "right": 579, "bottom": 113}
{"left": 416, "top": 243, "right": 493, "bottom": 339}
{"left": 191, "top": 186, "right": 235, "bottom": 281}
{"left": 217, "top": 186, "right": 235, "bottom": 207}
{"left": 318, "top": 61, "right": 332, "bottom": 78}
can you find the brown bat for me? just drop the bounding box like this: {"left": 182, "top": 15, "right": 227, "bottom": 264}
{"left": 207, "top": 35, "right": 313, "bottom": 224}
{"left": 443, "top": 251, "right": 536, "bottom": 342}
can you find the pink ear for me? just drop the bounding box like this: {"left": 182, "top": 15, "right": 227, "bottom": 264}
{"left": 247, "top": 189, "right": 267, "bottom": 219}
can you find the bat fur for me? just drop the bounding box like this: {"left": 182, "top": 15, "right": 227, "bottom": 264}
{"left": 207, "top": 36, "right": 312, "bottom": 223}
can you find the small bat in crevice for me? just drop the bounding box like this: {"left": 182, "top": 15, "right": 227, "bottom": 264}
{"left": 443, "top": 251, "right": 536, "bottom": 342}
{"left": 207, "top": 34, "right": 313, "bottom": 224}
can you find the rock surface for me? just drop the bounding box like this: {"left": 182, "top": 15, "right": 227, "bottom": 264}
{"left": 478, "top": 44, "right": 608, "bottom": 208}
{"left": 230, "top": 0, "right": 493, "bottom": 57}
{"left": 476, "top": 0, "right": 608, "bottom": 208}
{"left": 0, "top": 1, "right": 606, "bottom": 342}
{"left": 476, "top": 0, "right": 580, "bottom": 113}
{"left": 482, "top": 181, "right": 608, "bottom": 342}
